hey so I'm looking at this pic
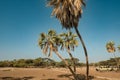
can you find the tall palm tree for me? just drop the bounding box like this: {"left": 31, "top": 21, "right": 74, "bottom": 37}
{"left": 47, "top": 0, "right": 89, "bottom": 79}
{"left": 38, "top": 30, "right": 78, "bottom": 80}
{"left": 60, "top": 31, "right": 78, "bottom": 73}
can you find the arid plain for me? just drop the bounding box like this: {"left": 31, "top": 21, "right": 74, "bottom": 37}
{"left": 0, "top": 67, "right": 120, "bottom": 80}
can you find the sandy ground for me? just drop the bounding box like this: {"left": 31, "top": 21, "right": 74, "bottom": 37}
{"left": 0, "top": 67, "right": 120, "bottom": 80}
{"left": 77, "top": 67, "right": 120, "bottom": 80}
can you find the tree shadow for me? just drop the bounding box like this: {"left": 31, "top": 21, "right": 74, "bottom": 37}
{"left": 58, "top": 74, "right": 94, "bottom": 80}
{"left": 58, "top": 74, "right": 73, "bottom": 80}
{"left": 0, "top": 76, "right": 34, "bottom": 80}
{"left": 41, "top": 79, "right": 56, "bottom": 80}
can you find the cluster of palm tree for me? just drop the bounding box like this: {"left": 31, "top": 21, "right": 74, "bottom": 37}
{"left": 106, "top": 41, "right": 120, "bottom": 67}
{"left": 45, "top": 0, "right": 89, "bottom": 80}
{"left": 39, "top": 30, "right": 79, "bottom": 80}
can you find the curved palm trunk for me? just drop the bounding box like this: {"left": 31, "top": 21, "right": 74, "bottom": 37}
{"left": 54, "top": 50, "right": 79, "bottom": 80}
{"left": 74, "top": 27, "right": 89, "bottom": 80}
{"left": 67, "top": 49, "right": 76, "bottom": 73}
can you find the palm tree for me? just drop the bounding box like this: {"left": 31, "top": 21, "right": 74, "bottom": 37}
{"left": 106, "top": 41, "right": 118, "bottom": 66}
{"left": 38, "top": 30, "right": 78, "bottom": 80}
{"left": 60, "top": 31, "right": 78, "bottom": 73}
{"left": 47, "top": 0, "right": 89, "bottom": 79}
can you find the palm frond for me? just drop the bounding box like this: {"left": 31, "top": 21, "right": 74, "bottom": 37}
{"left": 48, "top": 29, "right": 56, "bottom": 36}
{"left": 106, "top": 41, "right": 116, "bottom": 53}
{"left": 47, "top": 0, "right": 85, "bottom": 29}
{"left": 60, "top": 31, "right": 78, "bottom": 51}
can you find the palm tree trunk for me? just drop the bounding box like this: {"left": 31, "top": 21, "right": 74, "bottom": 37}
{"left": 54, "top": 51, "right": 79, "bottom": 80}
{"left": 74, "top": 27, "right": 89, "bottom": 80}
{"left": 67, "top": 49, "right": 76, "bottom": 73}
{"left": 113, "top": 53, "right": 119, "bottom": 67}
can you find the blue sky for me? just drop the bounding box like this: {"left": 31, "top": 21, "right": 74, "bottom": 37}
{"left": 0, "top": 0, "right": 120, "bottom": 62}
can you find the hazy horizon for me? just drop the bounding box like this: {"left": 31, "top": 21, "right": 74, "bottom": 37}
{"left": 0, "top": 0, "right": 120, "bottom": 63}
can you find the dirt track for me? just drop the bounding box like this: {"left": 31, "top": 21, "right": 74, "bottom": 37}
{"left": 0, "top": 67, "right": 120, "bottom": 80}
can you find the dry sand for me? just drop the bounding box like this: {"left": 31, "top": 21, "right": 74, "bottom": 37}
{"left": 0, "top": 67, "right": 120, "bottom": 80}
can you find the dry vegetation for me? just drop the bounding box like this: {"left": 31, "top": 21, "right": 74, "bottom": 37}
{"left": 0, "top": 67, "right": 120, "bottom": 80}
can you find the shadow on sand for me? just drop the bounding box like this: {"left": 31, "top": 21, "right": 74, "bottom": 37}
{"left": 0, "top": 76, "right": 34, "bottom": 80}
{"left": 58, "top": 74, "right": 94, "bottom": 80}
{"left": 42, "top": 79, "right": 57, "bottom": 80}
{"left": 0, "top": 74, "right": 94, "bottom": 80}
